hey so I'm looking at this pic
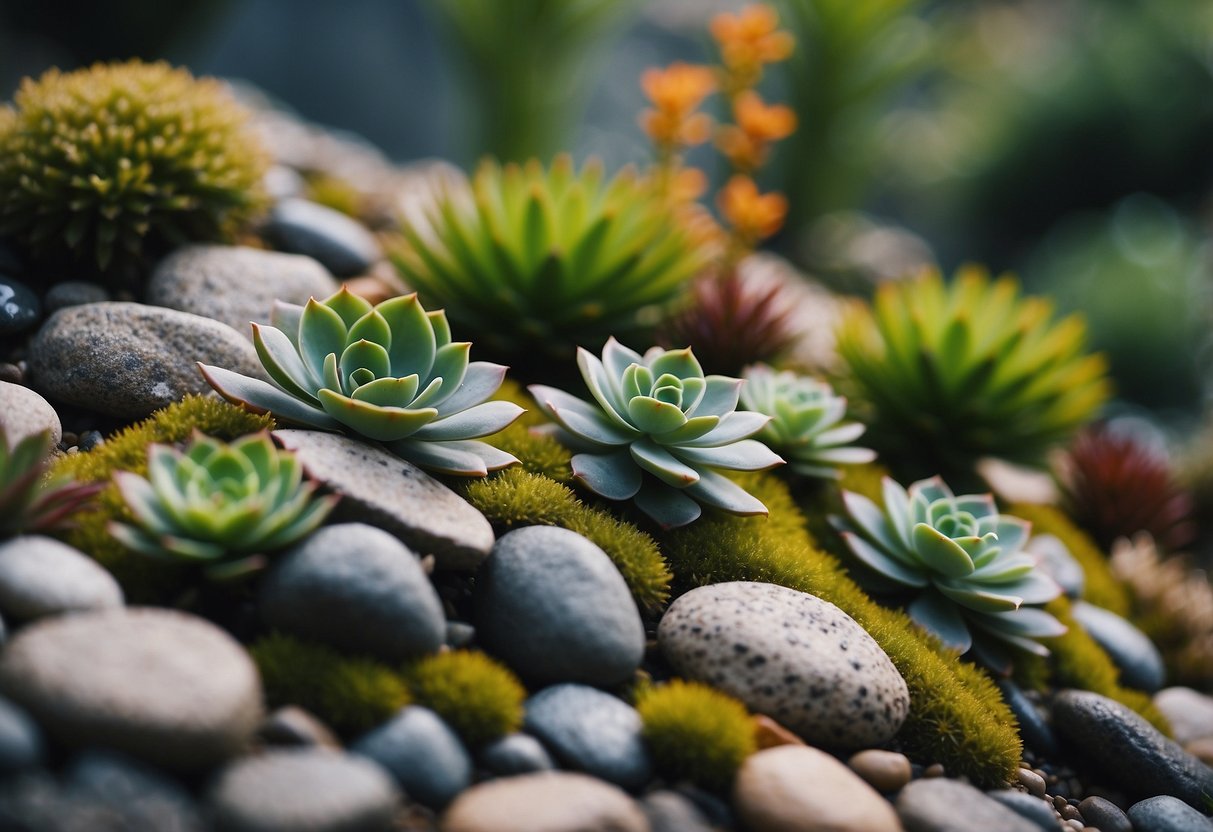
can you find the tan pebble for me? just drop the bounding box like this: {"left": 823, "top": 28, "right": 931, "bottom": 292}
{"left": 442, "top": 772, "right": 646, "bottom": 832}
{"left": 753, "top": 714, "right": 805, "bottom": 750}
{"left": 1017, "top": 767, "right": 1047, "bottom": 798}
{"left": 847, "top": 749, "right": 912, "bottom": 792}
{"left": 1185, "top": 736, "right": 1213, "bottom": 766}
{"left": 1064, "top": 820, "right": 1084, "bottom": 832}
{"left": 923, "top": 763, "right": 945, "bottom": 778}
{"left": 1060, "top": 803, "right": 1082, "bottom": 821}
{"left": 1054, "top": 795, "right": 1070, "bottom": 810}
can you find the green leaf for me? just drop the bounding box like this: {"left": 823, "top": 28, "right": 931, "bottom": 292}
{"left": 630, "top": 438, "right": 699, "bottom": 488}
{"left": 377, "top": 294, "right": 437, "bottom": 379}
{"left": 634, "top": 478, "right": 701, "bottom": 529}
{"left": 317, "top": 389, "right": 437, "bottom": 442}
{"left": 572, "top": 449, "right": 643, "bottom": 500}
{"left": 300, "top": 297, "right": 349, "bottom": 384}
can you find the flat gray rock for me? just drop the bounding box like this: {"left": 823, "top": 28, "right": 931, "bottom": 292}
{"left": 0, "top": 536, "right": 123, "bottom": 622}
{"left": 1128, "top": 795, "right": 1213, "bottom": 832}
{"left": 1053, "top": 689, "right": 1213, "bottom": 810}
{"left": 475, "top": 526, "right": 645, "bottom": 687}
{"left": 442, "top": 771, "right": 649, "bottom": 832}
{"left": 1072, "top": 601, "right": 1166, "bottom": 692}
{"left": 28, "top": 302, "right": 263, "bottom": 419}
{"left": 263, "top": 198, "right": 381, "bottom": 277}
{"left": 0, "top": 607, "right": 262, "bottom": 771}
{"left": 274, "top": 430, "right": 493, "bottom": 571}
{"left": 897, "top": 779, "right": 1042, "bottom": 832}
{"left": 351, "top": 706, "right": 471, "bottom": 808}
{"left": 148, "top": 244, "right": 338, "bottom": 337}
{"left": 659, "top": 581, "right": 909, "bottom": 748}
{"left": 0, "top": 381, "right": 60, "bottom": 446}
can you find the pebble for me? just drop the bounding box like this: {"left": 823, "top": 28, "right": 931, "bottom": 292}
{"left": 43, "top": 281, "right": 109, "bottom": 313}
{"left": 897, "top": 778, "right": 1043, "bottom": 832}
{"left": 998, "top": 679, "right": 1059, "bottom": 757}
{"left": 847, "top": 749, "right": 912, "bottom": 792}
{"left": 0, "top": 276, "right": 39, "bottom": 336}
{"left": 274, "top": 429, "right": 494, "bottom": 571}
{"left": 445, "top": 620, "right": 476, "bottom": 649}
{"left": 475, "top": 526, "right": 645, "bottom": 687}
{"left": 0, "top": 607, "right": 262, "bottom": 770}
{"left": 0, "top": 363, "right": 20, "bottom": 384}
{"left": 77, "top": 429, "right": 103, "bottom": 452}
{"left": 258, "top": 706, "right": 341, "bottom": 749}
{"left": 754, "top": 714, "right": 805, "bottom": 749}
{"left": 1127, "top": 795, "right": 1213, "bottom": 832}
{"left": 0, "top": 380, "right": 61, "bottom": 446}
{"left": 987, "top": 789, "right": 1061, "bottom": 831}
{"left": 658, "top": 581, "right": 909, "bottom": 748}
{"left": 1028, "top": 534, "right": 1085, "bottom": 599}
{"left": 0, "top": 696, "right": 42, "bottom": 774}
{"left": 1154, "top": 687, "right": 1213, "bottom": 744}
{"left": 479, "top": 732, "right": 555, "bottom": 777}
{"left": 259, "top": 522, "right": 446, "bottom": 663}
{"left": 1071, "top": 601, "right": 1167, "bottom": 692}
{"left": 28, "top": 302, "right": 263, "bottom": 419}
{"left": 1017, "top": 766, "right": 1048, "bottom": 798}
{"left": 642, "top": 789, "right": 720, "bottom": 832}
{"left": 0, "top": 536, "right": 123, "bottom": 622}
{"left": 208, "top": 748, "right": 399, "bottom": 832}
{"left": 441, "top": 771, "right": 649, "bottom": 832}
{"left": 1186, "top": 736, "right": 1213, "bottom": 766}
{"left": 351, "top": 706, "right": 472, "bottom": 809}
{"left": 148, "top": 244, "right": 339, "bottom": 337}
{"left": 263, "top": 198, "right": 382, "bottom": 277}
{"left": 1053, "top": 689, "right": 1213, "bottom": 810}
{"left": 1078, "top": 796, "right": 1131, "bottom": 832}
{"left": 523, "top": 683, "right": 653, "bottom": 792}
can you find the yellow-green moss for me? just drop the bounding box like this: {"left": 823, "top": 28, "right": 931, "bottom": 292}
{"left": 637, "top": 680, "right": 757, "bottom": 791}
{"left": 251, "top": 633, "right": 410, "bottom": 736}
{"left": 1008, "top": 502, "right": 1131, "bottom": 617}
{"left": 303, "top": 174, "right": 364, "bottom": 218}
{"left": 405, "top": 650, "right": 525, "bottom": 747}
{"left": 660, "top": 472, "right": 1022, "bottom": 788}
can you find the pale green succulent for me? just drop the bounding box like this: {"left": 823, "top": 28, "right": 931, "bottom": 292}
{"left": 530, "top": 338, "right": 783, "bottom": 529}
{"left": 110, "top": 432, "right": 336, "bottom": 580}
{"left": 833, "top": 475, "right": 1065, "bottom": 671}
{"left": 199, "top": 288, "right": 523, "bottom": 476}
{"left": 740, "top": 364, "right": 876, "bottom": 479}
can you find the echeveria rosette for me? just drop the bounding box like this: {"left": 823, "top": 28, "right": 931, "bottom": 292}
{"left": 740, "top": 364, "right": 876, "bottom": 479}
{"left": 199, "top": 288, "right": 523, "bottom": 476}
{"left": 110, "top": 432, "right": 336, "bottom": 580}
{"left": 529, "top": 338, "right": 784, "bottom": 529}
{"left": 833, "top": 476, "right": 1066, "bottom": 672}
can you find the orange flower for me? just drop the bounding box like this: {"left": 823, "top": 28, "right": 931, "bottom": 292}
{"left": 734, "top": 91, "right": 796, "bottom": 141}
{"left": 640, "top": 63, "right": 717, "bottom": 149}
{"left": 710, "top": 5, "right": 795, "bottom": 72}
{"left": 717, "top": 175, "right": 787, "bottom": 243}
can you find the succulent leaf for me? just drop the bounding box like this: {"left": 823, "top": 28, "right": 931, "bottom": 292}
{"left": 0, "top": 427, "right": 102, "bottom": 538}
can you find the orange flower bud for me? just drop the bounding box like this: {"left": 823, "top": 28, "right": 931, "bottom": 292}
{"left": 733, "top": 91, "right": 797, "bottom": 142}
{"left": 717, "top": 175, "right": 788, "bottom": 242}
{"left": 710, "top": 4, "right": 794, "bottom": 70}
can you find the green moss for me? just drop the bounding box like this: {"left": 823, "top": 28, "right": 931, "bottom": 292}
{"left": 405, "top": 650, "right": 525, "bottom": 747}
{"left": 303, "top": 174, "right": 364, "bottom": 219}
{"left": 637, "top": 680, "right": 757, "bottom": 791}
{"left": 659, "top": 471, "right": 1022, "bottom": 788}
{"left": 251, "top": 634, "right": 409, "bottom": 736}
{"left": 1008, "top": 502, "right": 1131, "bottom": 617}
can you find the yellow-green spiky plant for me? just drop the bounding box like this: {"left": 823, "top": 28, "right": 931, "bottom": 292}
{"left": 0, "top": 60, "right": 268, "bottom": 283}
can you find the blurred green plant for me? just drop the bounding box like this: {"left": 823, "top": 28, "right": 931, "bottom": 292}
{"left": 0, "top": 427, "right": 101, "bottom": 538}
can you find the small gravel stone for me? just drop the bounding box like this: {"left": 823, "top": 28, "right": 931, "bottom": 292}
{"left": 923, "top": 763, "right": 945, "bottom": 778}
{"left": 479, "top": 732, "right": 555, "bottom": 777}
{"left": 1127, "top": 795, "right": 1213, "bottom": 832}
{"left": 1078, "top": 796, "right": 1131, "bottom": 832}
{"left": 351, "top": 706, "right": 471, "bottom": 809}
{"left": 1154, "top": 687, "right": 1213, "bottom": 745}
{"left": 0, "top": 536, "right": 123, "bottom": 622}
{"left": 0, "top": 364, "right": 20, "bottom": 384}
{"left": 43, "top": 281, "right": 109, "bottom": 313}
{"left": 208, "top": 748, "right": 399, "bottom": 832}
{"left": 0, "top": 381, "right": 61, "bottom": 446}
{"left": 987, "top": 789, "right": 1061, "bottom": 831}
{"left": 642, "top": 789, "right": 720, "bottom": 832}
{"left": 258, "top": 707, "right": 341, "bottom": 749}
{"left": 445, "top": 621, "right": 475, "bottom": 649}
{"left": 0, "top": 276, "right": 39, "bottom": 336}
{"left": 77, "top": 430, "right": 103, "bottom": 452}
{"left": 1071, "top": 601, "right": 1167, "bottom": 692}
{"left": 263, "top": 198, "right": 382, "bottom": 277}
{"left": 442, "top": 771, "right": 648, "bottom": 832}
{"left": 1060, "top": 802, "right": 1082, "bottom": 821}
{"left": 847, "top": 749, "right": 912, "bottom": 792}
{"left": 898, "top": 778, "right": 1042, "bottom": 832}
{"left": 476, "top": 526, "right": 645, "bottom": 687}
{"left": 1017, "top": 766, "right": 1048, "bottom": 798}
{"left": 0, "top": 696, "right": 42, "bottom": 774}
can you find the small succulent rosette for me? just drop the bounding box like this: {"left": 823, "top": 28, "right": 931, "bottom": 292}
{"left": 0, "top": 426, "right": 101, "bottom": 537}
{"left": 110, "top": 431, "right": 337, "bottom": 580}
{"left": 739, "top": 364, "right": 876, "bottom": 479}
{"left": 832, "top": 475, "right": 1066, "bottom": 672}
{"left": 199, "top": 288, "right": 523, "bottom": 476}
{"left": 530, "top": 337, "right": 783, "bottom": 529}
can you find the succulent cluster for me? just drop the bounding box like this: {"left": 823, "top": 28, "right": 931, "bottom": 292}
{"left": 833, "top": 475, "right": 1065, "bottom": 671}
{"left": 110, "top": 432, "right": 335, "bottom": 580}
{"left": 0, "top": 60, "right": 266, "bottom": 280}
{"left": 0, "top": 427, "right": 101, "bottom": 538}
{"left": 200, "top": 288, "right": 523, "bottom": 476}
{"left": 530, "top": 338, "right": 782, "bottom": 529}
{"left": 391, "top": 156, "right": 712, "bottom": 367}
{"left": 740, "top": 364, "right": 875, "bottom": 479}
{"left": 835, "top": 267, "right": 1110, "bottom": 482}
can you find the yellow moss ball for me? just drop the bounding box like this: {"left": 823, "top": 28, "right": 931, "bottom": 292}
{"left": 637, "top": 679, "right": 757, "bottom": 791}
{"left": 406, "top": 650, "right": 526, "bottom": 747}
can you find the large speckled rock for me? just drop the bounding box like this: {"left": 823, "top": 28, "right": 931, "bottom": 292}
{"left": 733, "top": 745, "right": 902, "bottom": 832}
{"left": 274, "top": 430, "right": 493, "bottom": 570}
{"left": 0, "top": 381, "right": 60, "bottom": 446}
{"left": 28, "top": 302, "right": 263, "bottom": 420}
{"left": 441, "top": 772, "right": 649, "bottom": 832}
{"left": 898, "top": 779, "right": 1040, "bottom": 832}
{"left": 658, "top": 582, "right": 908, "bottom": 748}
{"left": 0, "top": 536, "right": 122, "bottom": 621}
{"left": 148, "top": 244, "right": 339, "bottom": 337}
{"left": 0, "top": 608, "right": 262, "bottom": 771}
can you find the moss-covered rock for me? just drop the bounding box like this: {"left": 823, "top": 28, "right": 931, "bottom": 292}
{"left": 637, "top": 679, "right": 756, "bottom": 791}
{"left": 405, "top": 650, "right": 525, "bottom": 747}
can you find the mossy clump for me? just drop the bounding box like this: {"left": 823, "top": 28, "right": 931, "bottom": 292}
{"left": 0, "top": 60, "right": 268, "bottom": 281}
{"left": 637, "top": 679, "right": 757, "bottom": 791}
{"left": 405, "top": 650, "right": 525, "bottom": 747}
{"left": 251, "top": 633, "right": 410, "bottom": 736}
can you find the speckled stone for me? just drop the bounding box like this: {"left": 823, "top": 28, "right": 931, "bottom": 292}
{"left": 263, "top": 198, "right": 381, "bottom": 277}
{"left": 0, "top": 536, "right": 123, "bottom": 621}
{"left": 1155, "top": 687, "right": 1213, "bottom": 745}
{"left": 441, "top": 772, "right": 649, "bottom": 832}
{"left": 0, "top": 381, "right": 61, "bottom": 446}
{"left": 897, "top": 779, "right": 1041, "bottom": 832}
{"left": 1127, "top": 795, "right": 1213, "bottom": 832}
{"left": 658, "top": 581, "right": 909, "bottom": 748}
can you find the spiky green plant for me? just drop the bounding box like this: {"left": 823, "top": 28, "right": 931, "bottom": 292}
{"left": 200, "top": 287, "right": 524, "bottom": 476}
{"left": 391, "top": 156, "right": 712, "bottom": 367}
{"left": 835, "top": 267, "right": 1110, "bottom": 483}
{"left": 833, "top": 475, "right": 1066, "bottom": 672}
{"left": 109, "top": 431, "right": 336, "bottom": 580}
{"left": 530, "top": 338, "right": 782, "bottom": 529}
{"left": 740, "top": 364, "right": 875, "bottom": 479}
{"left": 637, "top": 679, "right": 756, "bottom": 791}
{"left": 0, "top": 427, "right": 101, "bottom": 538}
{"left": 0, "top": 60, "right": 267, "bottom": 280}
{"left": 405, "top": 650, "right": 525, "bottom": 747}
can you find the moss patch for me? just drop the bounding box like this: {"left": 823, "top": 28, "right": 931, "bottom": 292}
{"left": 405, "top": 650, "right": 525, "bottom": 747}
{"left": 637, "top": 679, "right": 757, "bottom": 791}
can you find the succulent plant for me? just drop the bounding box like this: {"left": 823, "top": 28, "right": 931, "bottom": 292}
{"left": 0, "top": 60, "right": 267, "bottom": 281}
{"left": 390, "top": 155, "right": 713, "bottom": 367}
{"left": 0, "top": 427, "right": 101, "bottom": 538}
{"left": 833, "top": 475, "right": 1066, "bottom": 671}
{"left": 110, "top": 431, "right": 336, "bottom": 580}
{"left": 529, "top": 338, "right": 783, "bottom": 529}
{"left": 740, "top": 364, "right": 875, "bottom": 479}
{"left": 835, "top": 267, "right": 1110, "bottom": 483}
{"left": 199, "top": 288, "right": 523, "bottom": 476}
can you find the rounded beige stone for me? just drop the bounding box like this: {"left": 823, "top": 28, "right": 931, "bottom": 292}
{"left": 441, "top": 772, "right": 649, "bottom": 832}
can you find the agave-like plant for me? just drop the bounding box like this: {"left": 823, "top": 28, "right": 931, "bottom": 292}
{"left": 529, "top": 338, "right": 783, "bottom": 529}
{"left": 0, "top": 427, "right": 101, "bottom": 537}
{"left": 199, "top": 287, "right": 523, "bottom": 476}
{"left": 110, "top": 431, "right": 336, "bottom": 580}
{"left": 740, "top": 364, "right": 876, "bottom": 479}
{"left": 833, "top": 475, "right": 1066, "bottom": 671}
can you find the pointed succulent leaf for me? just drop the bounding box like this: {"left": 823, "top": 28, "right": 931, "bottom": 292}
{"left": 908, "top": 591, "right": 973, "bottom": 653}
{"left": 316, "top": 389, "right": 437, "bottom": 442}
{"left": 412, "top": 400, "right": 523, "bottom": 441}
{"left": 634, "top": 478, "right": 702, "bottom": 529}
{"left": 572, "top": 450, "right": 644, "bottom": 500}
